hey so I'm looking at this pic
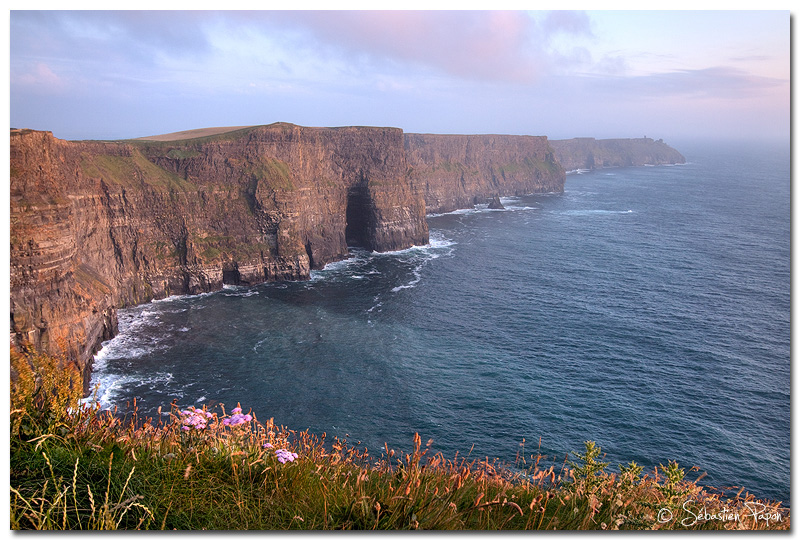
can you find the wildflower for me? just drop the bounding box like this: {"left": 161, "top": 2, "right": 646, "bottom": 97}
{"left": 262, "top": 442, "right": 274, "bottom": 449}
{"left": 179, "top": 407, "right": 212, "bottom": 431}
{"left": 222, "top": 410, "right": 253, "bottom": 427}
{"left": 275, "top": 449, "right": 298, "bottom": 463}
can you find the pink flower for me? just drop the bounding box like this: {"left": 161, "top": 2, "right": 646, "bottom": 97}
{"left": 179, "top": 406, "right": 211, "bottom": 430}
{"left": 223, "top": 408, "right": 252, "bottom": 427}
{"left": 275, "top": 449, "right": 298, "bottom": 463}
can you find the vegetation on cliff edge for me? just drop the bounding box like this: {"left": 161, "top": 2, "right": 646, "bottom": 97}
{"left": 9, "top": 350, "right": 788, "bottom": 530}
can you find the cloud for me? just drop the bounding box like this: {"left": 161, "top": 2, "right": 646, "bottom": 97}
{"left": 9, "top": 11, "right": 788, "bottom": 142}
{"left": 543, "top": 65, "right": 787, "bottom": 105}
{"left": 541, "top": 10, "right": 592, "bottom": 37}
{"left": 225, "top": 10, "right": 596, "bottom": 84}
{"left": 13, "top": 62, "right": 65, "bottom": 93}
{"left": 12, "top": 10, "right": 214, "bottom": 64}
{"left": 9, "top": 10, "right": 601, "bottom": 91}
{"left": 624, "top": 66, "right": 787, "bottom": 100}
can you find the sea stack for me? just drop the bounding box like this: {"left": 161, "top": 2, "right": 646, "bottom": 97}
{"left": 488, "top": 195, "right": 505, "bottom": 209}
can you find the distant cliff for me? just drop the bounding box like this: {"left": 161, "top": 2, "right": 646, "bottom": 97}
{"left": 10, "top": 123, "right": 568, "bottom": 386}
{"left": 550, "top": 137, "right": 685, "bottom": 172}
{"left": 405, "top": 134, "right": 565, "bottom": 214}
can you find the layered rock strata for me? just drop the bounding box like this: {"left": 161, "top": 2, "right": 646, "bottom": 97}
{"left": 10, "top": 124, "right": 433, "bottom": 385}
{"left": 13, "top": 125, "right": 682, "bottom": 388}
{"left": 550, "top": 137, "right": 686, "bottom": 172}
{"left": 405, "top": 133, "right": 565, "bottom": 215}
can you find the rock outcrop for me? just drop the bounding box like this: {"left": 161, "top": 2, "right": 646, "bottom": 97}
{"left": 404, "top": 133, "right": 564, "bottom": 215}
{"left": 550, "top": 137, "right": 685, "bottom": 172}
{"left": 487, "top": 195, "right": 505, "bottom": 210}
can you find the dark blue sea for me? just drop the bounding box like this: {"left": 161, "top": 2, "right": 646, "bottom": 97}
{"left": 87, "top": 140, "right": 790, "bottom": 503}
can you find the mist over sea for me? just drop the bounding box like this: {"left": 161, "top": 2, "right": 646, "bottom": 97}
{"left": 87, "top": 140, "right": 789, "bottom": 503}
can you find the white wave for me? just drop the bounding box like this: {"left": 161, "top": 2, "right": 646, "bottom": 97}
{"left": 150, "top": 291, "right": 211, "bottom": 304}
{"left": 427, "top": 201, "right": 537, "bottom": 217}
{"left": 391, "top": 265, "right": 423, "bottom": 293}
{"left": 368, "top": 232, "right": 455, "bottom": 260}
{"left": 560, "top": 209, "right": 634, "bottom": 216}
{"left": 426, "top": 208, "right": 477, "bottom": 218}
{"left": 86, "top": 301, "right": 184, "bottom": 403}
{"left": 310, "top": 254, "right": 364, "bottom": 281}
{"left": 428, "top": 232, "right": 457, "bottom": 249}
{"left": 224, "top": 287, "right": 259, "bottom": 297}
{"left": 92, "top": 308, "right": 170, "bottom": 364}
{"left": 566, "top": 168, "right": 593, "bottom": 175}
{"left": 319, "top": 256, "right": 359, "bottom": 272}
{"left": 83, "top": 371, "right": 176, "bottom": 410}
{"left": 253, "top": 336, "right": 270, "bottom": 352}
{"left": 149, "top": 294, "right": 186, "bottom": 304}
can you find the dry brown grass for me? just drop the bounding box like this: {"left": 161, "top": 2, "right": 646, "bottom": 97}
{"left": 132, "top": 126, "right": 256, "bottom": 142}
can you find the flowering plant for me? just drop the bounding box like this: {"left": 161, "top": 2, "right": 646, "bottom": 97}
{"left": 179, "top": 407, "right": 213, "bottom": 431}
{"left": 275, "top": 449, "right": 298, "bottom": 463}
{"left": 222, "top": 406, "right": 253, "bottom": 427}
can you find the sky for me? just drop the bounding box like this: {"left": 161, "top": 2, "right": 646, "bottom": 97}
{"left": 7, "top": 9, "right": 791, "bottom": 142}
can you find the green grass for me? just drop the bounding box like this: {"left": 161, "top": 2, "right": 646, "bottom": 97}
{"left": 245, "top": 157, "right": 294, "bottom": 191}
{"left": 126, "top": 126, "right": 267, "bottom": 147}
{"left": 9, "top": 350, "right": 789, "bottom": 530}
{"left": 188, "top": 234, "right": 272, "bottom": 263}
{"left": 166, "top": 148, "right": 202, "bottom": 160}
{"left": 79, "top": 151, "right": 196, "bottom": 192}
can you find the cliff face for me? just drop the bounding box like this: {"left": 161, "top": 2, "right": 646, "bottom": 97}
{"left": 405, "top": 134, "right": 565, "bottom": 214}
{"left": 550, "top": 137, "right": 685, "bottom": 172}
{"left": 10, "top": 124, "right": 429, "bottom": 385}
{"left": 12, "top": 124, "right": 668, "bottom": 388}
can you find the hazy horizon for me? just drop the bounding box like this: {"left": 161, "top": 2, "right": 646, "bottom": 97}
{"left": 10, "top": 10, "right": 790, "bottom": 143}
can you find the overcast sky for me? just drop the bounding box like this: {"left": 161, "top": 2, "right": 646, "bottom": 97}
{"left": 8, "top": 10, "right": 790, "bottom": 142}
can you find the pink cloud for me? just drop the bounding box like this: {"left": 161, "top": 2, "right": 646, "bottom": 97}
{"left": 256, "top": 11, "right": 593, "bottom": 84}
{"left": 13, "top": 62, "right": 65, "bottom": 93}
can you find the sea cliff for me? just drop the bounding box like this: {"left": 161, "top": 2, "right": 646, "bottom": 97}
{"left": 550, "top": 137, "right": 685, "bottom": 172}
{"left": 10, "top": 123, "right": 567, "bottom": 385}
{"left": 405, "top": 133, "right": 564, "bottom": 214}
{"left": 10, "top": 125, "right": 685, "bottom": 387}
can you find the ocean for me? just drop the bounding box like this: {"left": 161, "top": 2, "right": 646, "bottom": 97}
{"left": 86, "top": 140, "right": 790, "bottom": 503}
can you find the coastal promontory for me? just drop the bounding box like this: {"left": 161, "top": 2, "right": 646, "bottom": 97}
{"left": 9, "top": 124, "right": 684, "bottom": 387}
{"left": 550, "top": 137, "right": 686, "bottom": 171}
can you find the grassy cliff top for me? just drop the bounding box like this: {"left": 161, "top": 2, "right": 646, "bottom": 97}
{"left": 131, "top": 125, "right": 259, "bottom": 141}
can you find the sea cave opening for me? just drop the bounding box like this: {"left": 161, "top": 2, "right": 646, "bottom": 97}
{"left": 221, "top": 262, "right": 241, "bottom": 286}
{"left": 345, "top": 184, "right": 372, "bottom": 248}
